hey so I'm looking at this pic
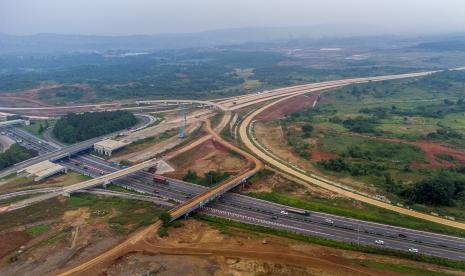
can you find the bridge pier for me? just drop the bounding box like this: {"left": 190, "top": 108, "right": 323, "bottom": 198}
{"left": 102, "top": 180, "right": 111, "bottom": 189}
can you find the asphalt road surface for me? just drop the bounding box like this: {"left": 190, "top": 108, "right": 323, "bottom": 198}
{"left": 0, "top": 114, "right": 152, "bottom": 178}
{"left": 4, "top": 125, "right": 465, "bottom": 260}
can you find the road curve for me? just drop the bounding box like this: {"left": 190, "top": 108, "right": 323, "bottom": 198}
{"left": 238, "top": 86, "right": 465, "bottom": 231}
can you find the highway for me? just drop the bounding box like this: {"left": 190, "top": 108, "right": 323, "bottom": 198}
{"left": 0, "top": 70, "right": 443, "bottom": 180}
{"left": 0, "top": 113, "right": 152, "bottom": 179}
{"left": 3, "top": 68, "right": 465, "bottom": 264}
{"left": 3, "top": 126, "right": 465, "bottom": 260}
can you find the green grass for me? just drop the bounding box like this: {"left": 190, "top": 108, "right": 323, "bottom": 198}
{"left": 210, "top": 111, "right": 225, "bottom": 129}
{"left": 40, "top": 230, "right": 71, "bottom": 246}
{"left": 19, "top": 120, "right": 54, "bottom": 139}
{"left": 0, "top": 194, "right": 38, "bottom": 205}
{"left": 196, "top": 214, "right": 465, "bottom": 271}
{"left": 67, "top": 193, "right": 165, "bottom": 234}
{"left": 107, "top": 184, "right": 145, "bottom": 195}
{"left": 319, "top": 133, "right": 425, "bottom": 165}
{"left": 0, "top": 198, "right": 66, "bottom": 232}
{"left": 246, "top": 191, "right": 465, "bottom": 238}
{"left": 26, "top": 224, "right": 50, "bottom": 237}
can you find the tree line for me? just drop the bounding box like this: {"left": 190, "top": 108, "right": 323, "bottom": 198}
{"left": 0, "top": 144, "right": 37, "bottom": 170}
{"left": 53, "top": 111, "right": 137, "bottom": 143}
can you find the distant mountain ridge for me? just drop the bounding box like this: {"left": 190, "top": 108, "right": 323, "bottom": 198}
{"left": 0, "top": 24, "right": 383, "bottom": 54}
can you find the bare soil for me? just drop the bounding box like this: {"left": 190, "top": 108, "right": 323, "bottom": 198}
{"left": 256, "top": 93, "right": 320, "bottom": 121}
{"left": 0, "top": 206, "right": 123, "bottom": 275}
{"left": 0, "top": 231, "right": 32, "bottom": 259}
{"left": 101, "top": 219, "right": 461, "bottom": 276}
{"left": 408, "top": 140, "right": 465, "bottom": 168}
{"left": 166, "top": 138, "right": 247, "bottom": 179}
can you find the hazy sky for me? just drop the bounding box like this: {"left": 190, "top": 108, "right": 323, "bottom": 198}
{"left": 1, "top": 0, "right": 465, "bottom": 35}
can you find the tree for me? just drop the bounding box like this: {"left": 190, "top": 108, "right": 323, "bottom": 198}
{"left": 301, "top": 124, "right": 313, "bottom": 138}
{"left": 159, "top": 212, "right": 172, "bottom": 226}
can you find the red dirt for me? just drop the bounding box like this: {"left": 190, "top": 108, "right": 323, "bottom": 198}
{"left": 408, "top": 140, "right": 465, "bottom": 168}
{"left": 256, "top": 93, "right": 320, "bottom": 120}
{"left": 0, "top": 231, "right": 32, "bottom": 258}
{"left": 311, "top": 150, "right": 338, "bottom": 161}
{"left": 351, "top": 133, "right": 465, "bottom": 169}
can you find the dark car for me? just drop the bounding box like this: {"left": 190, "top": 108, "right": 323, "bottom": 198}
{"left": 398, "top": 233, "right": 407, "bottom": 238}
{"left": 271, "top": 216, "right": 278, "bottom": 220}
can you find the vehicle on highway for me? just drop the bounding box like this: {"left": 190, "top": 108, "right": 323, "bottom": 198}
{"left": 154, "top": 189, "right": 160, "bottom": 193}
{"left": 399, "top": 233, "right": 407, "bottom": 238}
{"left": 280, "top": 210, "right": 289, "bottom": 215}
{"left": 324, "top": 218, "right": 334, "bottom": 225}
{"left": 285, "top": 208, "right": 310, "bottom": 216}
{"left": 271, "top": 215, "right": 278, "bottom": 220}
{"left": 408, "top": 248, "right": 419, "bottom": 253}
{"left": 374, "top": 240, "right": 385, "bottom": 245}
{"left": 153, "top": 175, "right": 168, "bottom": 184}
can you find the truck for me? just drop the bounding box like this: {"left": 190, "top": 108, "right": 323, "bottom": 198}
{"left": 285, "top": 208, "right": 310, "bottom": 216}
{"left": 153, "top": 175, "right": 168, "bottom": 185}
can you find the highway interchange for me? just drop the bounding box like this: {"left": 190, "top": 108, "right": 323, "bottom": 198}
{"left": 2, "top": 68, "right": 465, "bottom": 263}
{"left": 3, "top": 119, "right": 465, "bottom": 260}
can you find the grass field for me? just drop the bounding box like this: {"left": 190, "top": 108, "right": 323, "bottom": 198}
{"left": 19, "top": 119, "right": 55, "bottom": 139}
{"left": 67, "top": 193, "right": 166, "bottom": 234}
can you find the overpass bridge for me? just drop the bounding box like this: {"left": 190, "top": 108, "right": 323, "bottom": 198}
{"left": 135, "top": 99, "right": 229, "bottom": 111}
{"left": 4, "top": 159, "right": 160, "bottom": 212}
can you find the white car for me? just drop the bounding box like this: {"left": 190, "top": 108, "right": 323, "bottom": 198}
{"left": 374, "top": 240, "right": 384, "bottom": 245}
{"left": 408, "top": 248, "right": 418, "bottom": 253}
{"left": 324, "top": 218, "right": 334, "bottom": 224}
{"left": 280, "top": 210, "right": 289, "bottom": 215}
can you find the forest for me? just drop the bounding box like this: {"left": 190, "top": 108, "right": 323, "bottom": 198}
{"left": 53, "top": 111, "right": 137, "bottom": 143}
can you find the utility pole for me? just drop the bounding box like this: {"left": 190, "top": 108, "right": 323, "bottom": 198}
{"left": 178, "top": 104, "right": 187, "bottom": 139}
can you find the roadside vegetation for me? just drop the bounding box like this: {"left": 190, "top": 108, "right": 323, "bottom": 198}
{"left": 0, "top": 144, "right": 37, "bottom": 170}
{"left": 245, "top": 169, "right": 465, "bottom": 237}
{"left": 266, "top": 70, "right": 465, "bottom": 221}
{"left": 53, "top": 111, "right": 137, "bottom": 143}
{"left": 182, "top": 170, "right": 230, "bottom": 187}
{"left": 19, "top": 119, "right": 54, "bottom": 138}
{"left": 197, "top": 214, "right": 465, "bottom": 272}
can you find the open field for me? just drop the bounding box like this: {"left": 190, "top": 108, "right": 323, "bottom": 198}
{"left": 0, "top": 194, "right": 166, "bottom": 275}
{"left": 248, "top": 70, "right": 465, "bottom": 227}
{"left": 166, "top": 138, "right": 247, "bottom": 181}
{"left": 74, "top": 217, "right": 463, "bottom": 276}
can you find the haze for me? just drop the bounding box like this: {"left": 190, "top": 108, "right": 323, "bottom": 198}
{"left": 1, "top": 0, "right": 465, "bottom": 36}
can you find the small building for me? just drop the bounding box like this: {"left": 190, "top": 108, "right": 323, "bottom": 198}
{"left": 94, "top": 139, "right": 128, "bottom": 156}
{"left": 0, "top": 119, "right": 30, "bottom": 127}
{"left": 21, "top": 160, "right": 67, "bottom": 181}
